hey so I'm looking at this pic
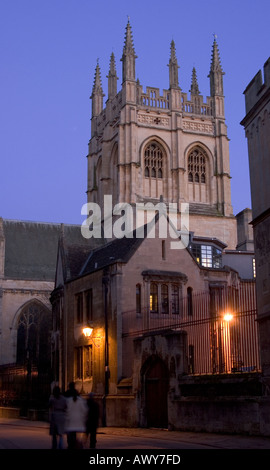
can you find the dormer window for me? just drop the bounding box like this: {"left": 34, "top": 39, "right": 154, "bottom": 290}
{"left": 190, "top": 242, "right": 222, "bottom": 268}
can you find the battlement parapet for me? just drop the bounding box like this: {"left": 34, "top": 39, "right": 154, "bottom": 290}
{"left": 243, "top": 57, "right": 270, "bottom": 115}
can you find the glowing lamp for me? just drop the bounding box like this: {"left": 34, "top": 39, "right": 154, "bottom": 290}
{"left": 83, "top": 326, "right": 93, "bottom": 337}
{"left": 224, "top": 313, "right": 233, "bottom": 322}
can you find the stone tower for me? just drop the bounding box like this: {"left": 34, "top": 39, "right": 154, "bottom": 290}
{"left": 87, "top": 21, "right": 236, "bottom": 248}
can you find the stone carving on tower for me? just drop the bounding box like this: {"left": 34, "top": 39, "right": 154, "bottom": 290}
{"left": 87, "top": 21, "right": 236, "bottom": 248}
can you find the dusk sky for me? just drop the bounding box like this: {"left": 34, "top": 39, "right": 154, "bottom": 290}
{"left": 1, "top": 0, "right": 269, "bottom": 225}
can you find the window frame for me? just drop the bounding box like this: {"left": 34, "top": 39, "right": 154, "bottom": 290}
{"left": 188, "top": 147, "right": 207, "bottom": 185}
{"left": 144, "top": 141, "right": 164, "bottom": 180}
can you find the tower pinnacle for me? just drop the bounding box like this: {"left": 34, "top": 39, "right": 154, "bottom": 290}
{"left": 121, "top": 19, "right": 137, "bottom": 82}
{"left": 90, "top": 60, "right": 104, "bottom": 118}
{"left": 190, "top": 67, "right": 200, "bottom": 95}
{"left": 208, "top": 36, "right": 224, "bottom": 96}
{"left": 168, "top": 40, "right": 180, "bottom": 89}
{"left": 107, "top": 52, "right": 118, "bottom": 100}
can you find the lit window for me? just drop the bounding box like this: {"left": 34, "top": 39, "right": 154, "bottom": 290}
{"left": 201, "top": 245, "right": 212, "bottom": 267}
{"left": 84, "top": 345, "right": 93, "bottom": 379}
{"left": 75, "top": 346, "right": 93, "bottom": 380}
{"left": 190, "top": 244, "right": 222, "bottom": 268}
{"left": 253, "top": 258, "right": 256, "bottom": 278}
{"left": 150, "top": 283, "right": 158, "bottom": 313}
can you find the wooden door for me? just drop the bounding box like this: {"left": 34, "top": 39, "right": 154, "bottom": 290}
{"left": 145, "top": 358, "right": 169, "bottom": 428}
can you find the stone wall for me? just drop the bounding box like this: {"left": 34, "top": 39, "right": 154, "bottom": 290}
{"left": 169, "top": 373, "right": 270, "bottom": 436}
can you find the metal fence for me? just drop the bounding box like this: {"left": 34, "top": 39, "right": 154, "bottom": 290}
{"left": 0, "top": 363, "right": 51, "bottom": 409}
{"left": 122, "top": 281, "right": 260, "bottom": 375}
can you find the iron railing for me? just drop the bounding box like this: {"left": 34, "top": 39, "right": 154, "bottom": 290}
{"left": 122, "top": 282, "right": 260, "bottom": 375}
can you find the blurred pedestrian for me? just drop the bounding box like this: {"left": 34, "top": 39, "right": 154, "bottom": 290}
{"left": 65, "top": 383, "right": 87, "bottom": 449}
{"left": 49, "top": 385, "right": 67, "bottom": 449}
{"left": 85, "top": 393, "right": 99, "bottom": 448}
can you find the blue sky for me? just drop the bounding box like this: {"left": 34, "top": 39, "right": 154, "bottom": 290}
{"left": 1, "top": 0, "right": 269, "bottom": 225}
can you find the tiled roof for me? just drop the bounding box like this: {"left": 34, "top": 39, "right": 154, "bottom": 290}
{"left": 80, "top": 235, "right": 143, "bottom": 276}
{"left": 2, "top": 219, "right": 103, "bottom": 281}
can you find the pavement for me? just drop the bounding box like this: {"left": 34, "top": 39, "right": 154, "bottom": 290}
{"left": 0, "top": 417, "right": 269, "bottom": 450}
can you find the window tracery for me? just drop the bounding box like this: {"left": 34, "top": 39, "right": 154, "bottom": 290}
{"left": 144, "top": 142, "right": 164, "bottom": 179}
{"left": 16, "top": 302, "right": 51, "bottom": 370}
{"left": 188, "top": 147, "right": 207, "bottom": 184}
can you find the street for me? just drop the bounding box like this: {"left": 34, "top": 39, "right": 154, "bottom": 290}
{"left": 0, "top": 419, "right": 269, "bottom": 469}
{"left": 0, "top": 418, "right": 269, "bottom": 450}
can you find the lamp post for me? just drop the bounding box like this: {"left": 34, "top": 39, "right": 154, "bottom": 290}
{"left": 102, "top": 270, "right": 110, "bottom": 427}
{"left": 222, "top": 312, "right": 233, "bottom": 373}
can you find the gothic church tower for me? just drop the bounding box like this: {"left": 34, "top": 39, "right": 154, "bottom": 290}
{"left": 87, "top": 21, "right": 236, "bottom": 248}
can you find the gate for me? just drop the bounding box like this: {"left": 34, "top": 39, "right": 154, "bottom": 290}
{"left": 143, "top": 357, "right": 169, "bottom": 428}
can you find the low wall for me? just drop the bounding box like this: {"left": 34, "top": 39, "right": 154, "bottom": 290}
{"left": 105, "top": 395, "right": 137, "bottom": 427}
{"left": 0, "top": 407, "right": 21, "bottom": 419}
{"left": 170, "top": 396, "right": 264, "bottom": 435}
{"left": 169, "top": 373, "right": 270, "bottom": 436}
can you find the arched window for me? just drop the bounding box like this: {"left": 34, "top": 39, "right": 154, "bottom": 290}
{"left": 16, "top": 302, "right": 51, "bottom": 371}
{"left": 144, "top": 141, "right": 165, "bottom": 199}
{"left": 144, "top": 142, "right": 164, "bottom": 179}
{"left": 188, "top": 147, "right": 207, "bottom": 184}
{"left": 150, "top": 283, "right": 158, "bottom": 313}
{"left": 187, "top": 146, "right": 209, "bottom": 203}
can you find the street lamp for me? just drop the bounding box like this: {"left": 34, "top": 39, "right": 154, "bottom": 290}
{"left": 82, "top": 325, "right": 93, "bottom": 338}
{"left": 222, "top": 312, "right": 233, "bottom": 373}
{"left": 224, "top": 313, "right": 233, "bottom": 322}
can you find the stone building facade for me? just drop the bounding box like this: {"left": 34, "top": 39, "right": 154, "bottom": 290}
{"left": 0, "top": 21, "right": 265, "bottom": 433}
{"left": 87, "top": 21, "right": 236, "bottom": 248}
{"left": 50, "top": 22, "right": 265, "bottom": 433}
{"left": 241, "top": 59, "right": 270, "bottom": 392}
{"left": 0, "top": 219, "right": 101, "bottom": 408}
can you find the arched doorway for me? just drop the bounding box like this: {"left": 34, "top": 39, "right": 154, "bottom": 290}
{"left": 142, "top": 356, "right": 169, "bottom": 428}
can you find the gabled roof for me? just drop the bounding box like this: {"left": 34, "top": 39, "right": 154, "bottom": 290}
{"left": 2, "top": 219, "right": 103, "bottom": 282}
{"left": 79, "top": 235, "right": 144, "bottom": 277}
{"left": 56, "top": 226, "right": 105, "bottom": 284}
{"left": 79, "top": 211, "right": 185, "bottom": 277}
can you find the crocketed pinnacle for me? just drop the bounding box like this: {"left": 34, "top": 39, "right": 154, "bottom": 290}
{"left": 209, "top": 36, "right": 224, "bottom": 74}
{"left": 121, "top": 19, "right": 137, "bottom": 82}
{"left": 108, "top": 52, "right": 117, "bottom": 76}
{"left": 122, "top": 19, "right": 136, "bottom": 56}
{"left": 190, "top": 67, "right": 200, "bottom": 95}
{"left": 107, "top": 52, "right": 118, "bottom": 99}
{"left": 208, "top": 36, "right": 225, "bottom": 97}
{"left": 169, "top": 40, "right": 177, "bottom": 64}
{"left": 168, "top": 39, "right": 179, "bottom": 88}
{"left": 91, "top": 60, "right": 104, "bottom": 96}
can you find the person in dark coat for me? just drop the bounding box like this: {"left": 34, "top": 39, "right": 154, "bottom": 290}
{"left": 85, "top": 393, "right": 99, "bottom": 448}
{"left": 49, "top": 385, "right": 67, "bottom": 449}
